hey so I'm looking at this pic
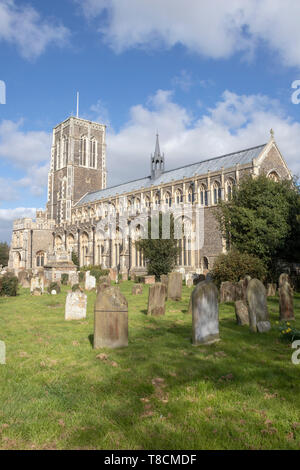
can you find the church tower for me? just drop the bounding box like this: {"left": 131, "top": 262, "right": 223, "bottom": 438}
{"left": 151, "top": 134, "right": 165, "bottom": 179}
{"left": 46, "top": 116, "right": 107, "bottom": 224}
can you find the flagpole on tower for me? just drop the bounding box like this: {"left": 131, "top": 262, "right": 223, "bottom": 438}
{"left": 76, "top": 92, "right": 79, "bottom": 118}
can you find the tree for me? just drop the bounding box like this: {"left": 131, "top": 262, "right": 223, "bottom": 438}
{"left": 136, "top": 212, "right": 180, "bottom": 280}
{"left": 71, "top": 250, "right": 80, "bottom": 269}
{"left": 215, "top": 175, "right": 300, "bottom": 264}
{"left": 0, "top": 242, "right": 9, "bottom": 266}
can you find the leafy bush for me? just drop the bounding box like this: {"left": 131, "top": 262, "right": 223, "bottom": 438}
{"left": 80, "top": 265, "right": 109, "bottom": 282}
{"left": 0, "top": 273, "right": 18, "bottom": 296}
{"left": 61, "top": 274, "right": 69, "bottom": 285}
{"left": 212, "top": 250, "right": 267, "bottom": 287}
{"left": 71, "top": 284, "right": 80, "bottom": 292}
{"left": 48, "top": 282, "right": 61, "bottom": 294}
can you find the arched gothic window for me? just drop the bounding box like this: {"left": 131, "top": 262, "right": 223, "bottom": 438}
{"left": 80, "top": 136, "right": 87, "bottom": 166}
{"left": 90, "top": 138, "right": 97, "bottom": 168}
{"left": 225, "top": 178, "right": 235, "bottom": 201}
{"left": 36, "top": 251, "right": 45, "bottom": 267}
{"left": 176, "top": 189, "right": 183, "bottom": 204}
{"left": 63, "top": 136, "right": 68, "bottom": 166}
{"left": 213, "top": 181, "right": 222, "bottom": 205}
{"left": 268, "top": 171, "right": 280, "bottom": 182}
{"left": 199, "top": 184, "right": 208, "bottom": 206}
{"left": 165, "top": 192, "right": 172, "bottom": 207}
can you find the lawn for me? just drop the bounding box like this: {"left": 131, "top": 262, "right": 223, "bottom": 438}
{"left": 0, "top": 281, "right": 299, "bottom": 450}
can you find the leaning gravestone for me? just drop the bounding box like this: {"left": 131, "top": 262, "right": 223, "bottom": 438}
{"left": 167, "top": 272, "right": 182, "bottom": 301}
{"left": 267, "top": 283, "right": 277, "bottom": 297}
{"left": 147, "top": 283, "right": 166, "bottom": 316}
{"left": 234, "top": 300, "right": 249, "bottom": 326}
{"left": 94, "top": 286, "right": 128, "bottom": 349}
{"left": 279, "top": 281, "right": 294, "bottom": 321}
{"left": 246, "top": 279, "right": 270, "bottom": 333}
{"left": 132, "top": 284, "right": 143, "bottom": 295}
{"left": 192, "top": 281, "right": 219, "bottom": 345}
{"left": 65, "top": 290, "right": 87, "bottom": 320}
{"left": 85, "top": 271, "right": 96, "bottom": 291}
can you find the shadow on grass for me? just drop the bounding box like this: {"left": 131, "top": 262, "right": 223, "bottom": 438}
{"left": 88, "top": 334, "right": 94, "bottom": 347}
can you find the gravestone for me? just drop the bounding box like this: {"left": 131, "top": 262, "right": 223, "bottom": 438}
{"left": 65, "top": 290, "right": 87, "bottom": 320}
{"left": 279, "top": 273, "right": 290, "bottom": 288}
{"left": 267, "top": 283, "right": 277, "bottom": 297}
{"left": 160, "top": 274, "right": 168, "bottom": 299}
{"left": 241, "top": 276, "right": 251, "bottom": 301}
{"left": 234, "top": 300, "right": 249, "bottom": 326}
{"left": 192, "top": 281, "right": 219, "bottom": 345}
{"left": 143, "top": 275, "right": 156, "bottom": 285}
{"left": 94, "top": 286, "right": 128, "bottom": 349}
{"left": 109, "top": 268, "right": 118, "bottom": 282}
{"left": 246, "top": 279, "right": 270, "bottom": 333}
{"left": 220, "top": 281, "right": 236, "bottom": 302}
{"left": 132, "top": 284, "right": 143, "bottom": 295}
{"left": 69, "top": 272, "right": 79, "bottom": 287}
{"left": 30, "top": 276, "right": 44, "bottom": 294}
{"left": 147, "top": 283, "right": 166, "bottom": 316}
{"left": 18, "top": 270, "right": 31, "bottom": 288}
{"left": 279, "top": 281, "right": 294, "bottom": 321}
{"left": 97, "top": 281, "right": 110, "bottom": 295}
{"left": 32, "top": 288, "right": 42, "bottom": 296}
{"left": 121, "top": 272, "right": 128, "bottom": 281}
{"left": 186, "top": 278, "right": 193, "bottom": 288}
{"left": 167, "top": 272, "right": 182, "bottom": 301}
{"left": 85, "top": 271, "right": 96, "bottom": 290}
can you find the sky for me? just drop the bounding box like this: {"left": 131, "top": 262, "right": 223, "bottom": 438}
{"left": 1, "top": 0, "right": 300, "bottom": 242}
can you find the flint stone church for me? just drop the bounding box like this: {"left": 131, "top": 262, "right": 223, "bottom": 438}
{"left": 8, "top": 115, "right": 292, "bottom": 279}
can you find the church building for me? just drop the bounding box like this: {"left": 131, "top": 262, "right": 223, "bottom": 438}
{"left": 8, "top": 116, "right": 292, "bottom": 277}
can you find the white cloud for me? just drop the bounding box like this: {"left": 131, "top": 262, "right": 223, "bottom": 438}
{"left": 105, "top": 89, "right": 300, "bottom": 187}
{"left": 0, "top": 119, "right": 51, "bottom": 197}
{"left": 77, "top": 0, "right": 300, "bottom": 68}
{"left": 0, "top": 0, "right": 70, "bottom": 60}
{"left": 0, "top": 207, "right": 37, "bottom": 243}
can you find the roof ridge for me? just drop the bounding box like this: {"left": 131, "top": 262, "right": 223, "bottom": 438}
{"left": 78, "top": 142, "right": 266, "bottom": 202}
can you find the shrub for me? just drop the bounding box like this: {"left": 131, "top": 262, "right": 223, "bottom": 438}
{"left": 71, "top": 283, "right": 80, "bottom": 292}
{"left": 71, "top": 251, "right": 80, "bottom": 269}
{"left": 0, "top": 273, "right": 18, "bottom": 296}
{"left": 61, "top": 274, "right": 69, "bottom": 285}
{"left": 80, "top": 265, "right": 109, "bottom": 282}
{"left": 212, "top": 250, "right": 267, "bottom": 287}
{"left": 48, "top": 282, "right": 61, "bottom": 294}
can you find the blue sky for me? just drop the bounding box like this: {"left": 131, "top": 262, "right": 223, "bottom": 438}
{"left": 1, "top": 0, "right": 300, "bottom": 241}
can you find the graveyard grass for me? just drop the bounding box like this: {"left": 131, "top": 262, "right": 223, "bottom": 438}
{"left": 0, "top": 282, "right": 299, "bottom": 450}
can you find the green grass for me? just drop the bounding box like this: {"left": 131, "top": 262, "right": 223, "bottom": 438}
{"left": 0, "top": 282, "right": 299, "bottom": 450}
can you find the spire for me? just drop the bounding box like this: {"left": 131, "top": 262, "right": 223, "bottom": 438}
{"left": 154, "top": 133, "right": 161, "bottom": 158}
{"left": 151, "top": 133, "right": 165, "bottom": 180}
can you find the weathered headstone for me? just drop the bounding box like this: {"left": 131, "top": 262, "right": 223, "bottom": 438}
{"left": 30, "top": 276, "right": 44, "bottom": 294}
{"left": 234, "top": 300, "right": 249, "bottom": 326}
{"left": 186, "top": 278, "right": 193, "bottom": 288}
{"left": 267, "top": 283, "right": 277, "bottom": 297}
{"left": 85, "top": 271, "right": 96, "bottom": 290}
{"left": 220, "top": 281, "right": 236, "bottom": 303}
{"left": 167, "top": 272, "right": 182, "bottom": 301}
{"left": 94, "top": 286, "right": 128, "bottom": 349}
{"left": 65, "top": 290, "right": 87, "bottom": 320}
{"left": 132, "top": 284, "right": 143, "bottom": 295}
{"left": 18, "top": 270, "right": 31, "bottom": 288}
{"left": 121, "top": 272, "right": 128, "bottom": 281}
{"left": 279, "top": 273, "right": 290, "bottom": 288}
{"left": 32, "top": 288, "right": 42, "bottom": 296}
{"left": 246, "top": 279, "right": 270, "bottom": 333}
{"left": 147, "top": 283, "right": 166, "bottom": 316}
{"left": 109, "top": 268, "right": 118, "bottom": 282}
{"left": 143, "top": 275, "right": 156, "bottom": 285}
{"left": 192, "top": 281, "right": 219, "bottom": 345}
{"left": 69, "top": 272, "right": 79, "bottom": 287}
{"left": 279, "top": 281, "right": 294, "bottom": 321}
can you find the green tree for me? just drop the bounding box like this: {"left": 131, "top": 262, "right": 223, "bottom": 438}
{"left": 71, "top": 250, "right": 80, "bottom": 269}
{"left": 136, "top": 212, "right": 180, "bottom": 280}
{"left": 212, "top": 250, "right": 267, "bottom": 287}
{"left": 215, "top": 175, "right": 300, "bottom": 264}
{"left": 0, "top": 242, "right": 9, "bottom": 266}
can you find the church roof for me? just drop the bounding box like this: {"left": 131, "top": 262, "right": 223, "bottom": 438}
{"left": 76, "top": 143, "right": 266, "bottom": 206}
